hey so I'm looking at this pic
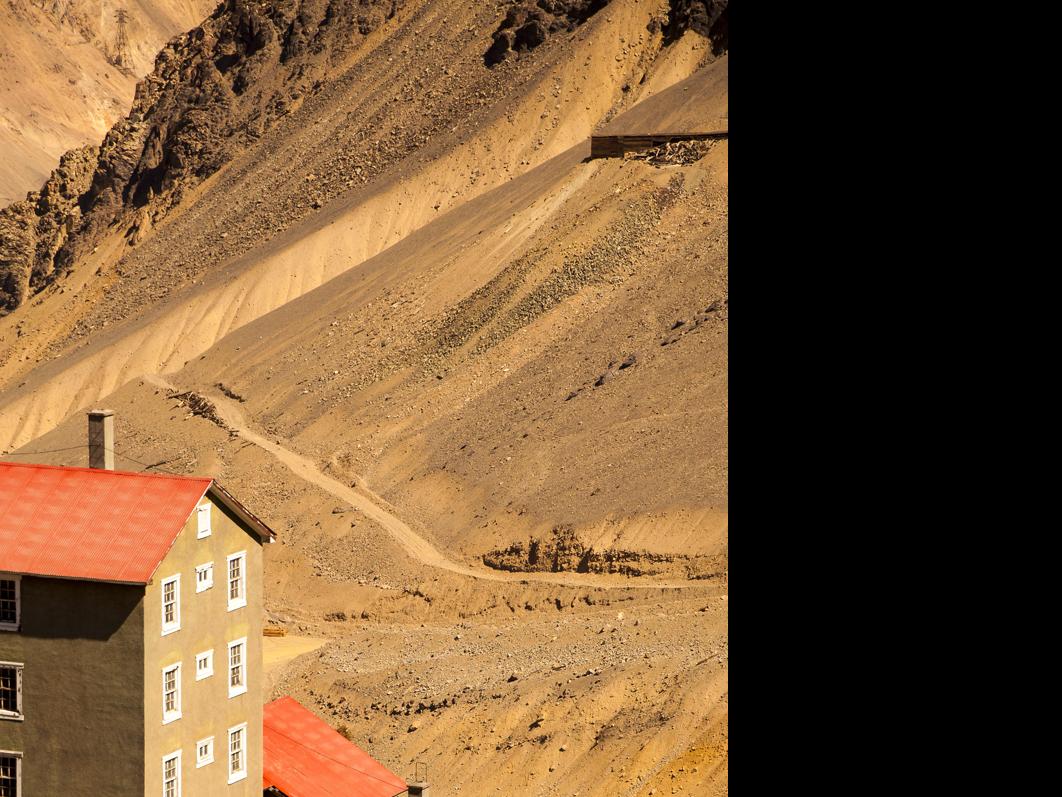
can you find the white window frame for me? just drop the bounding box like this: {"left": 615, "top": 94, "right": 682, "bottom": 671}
{"left": 227, "top": 638, "right": 247, "bottom": 698}
{"left": 0, "top": 662, "right": 23, "bottom": 721}
{"left": 195, "top": 562, "right": 213, "bottom": 593}
{"left": 0, "top": 750, "right": 22, "bottom": 797}
{"left": 227, "top": 722, "right": 248, "bottom": 784}
{"left": 162, "top": 663, "right": 181, "bottom": 725}
{"left": 226, "top": 552, "right": 247, "bottom": 611}
{"left": 195, "top": 650, "right": 213, "bottom": 681}
{"left": 195, "top": 736, "right": 214, "bottom": 768}
{"left": 197, "top": 502, "right": 212, "bottom": 539}
{"left": 160, "top": 574, "right": 180, "bottom": 636}
{"left": 0, "top": 575, "right": 20, "bottom": 632}
{"left": 162, "top": 749, "right": 181, "bottom": 797}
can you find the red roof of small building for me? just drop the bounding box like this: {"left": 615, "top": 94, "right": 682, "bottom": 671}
{"left": 0, "top": 461, "right": 272, "bottom": 584}
{"left": 263, "top": 697, "right": 407, "bottom": 797}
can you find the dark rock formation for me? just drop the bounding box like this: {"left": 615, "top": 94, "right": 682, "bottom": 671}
{"left": 483, "top": 524, "right": 680, "bottom": 577}
{"left": 664, "top": 0, "right": 728, "bottom": 53}
{"left": 485, "top": 0, "right": 611, "bottom": 66}
{"left": 0, "top": 146, "right": 98, "bottom": 315}
{"left": 0, "top": 0, "right": 403, "bottom": 313}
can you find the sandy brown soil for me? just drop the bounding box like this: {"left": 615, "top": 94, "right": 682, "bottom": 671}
{"left": 9, "top": 367, "right": 727, "bottom": 795}
{"left": 2, "top": 144, "right": 729, "bottom": 793}
{"left": 264, "top": 635, "right": 327, "bottom": 692}
{"left": 0, "top": 1, "right": 727, "bottom": 793}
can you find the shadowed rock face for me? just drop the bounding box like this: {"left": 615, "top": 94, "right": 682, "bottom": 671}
{"left": 484, "top": 0, "right": 729, "bottom": 68}
{"left": 74, "top": 0, "right": 402, "bottom": 250}
{"left": 0, "top": 0, "right": 219, "bottom": 207}
{"left": 484, "top": 0, "right": 611, "bottom": 66}
{"left": 663, "top": 0, "right": 728, "bottom": 52}
{"left": 0, "top": 146, "right": 98, "bottom": 315}
{"left": 0, "top": 0, "right": 403, "bottom": 314}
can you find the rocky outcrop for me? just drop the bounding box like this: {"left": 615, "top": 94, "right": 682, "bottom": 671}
{"left": 69, "top": 0, "right": 402, "bottom": 259}
{"left": 485, "top": 0, "right": 611, "bottom": 66}
{"left": 1, "top": 0, "right": 403, "bottom": 313}
{"left": 484, "top": 0, "right": 729, "bottom": 68}
{"left": 484, "top": 525, "right": 687, "bottom": 577}
{"left": 0, "top": 146, "right": 98, "bottom": 315}
{"left": 663, "top": 0, "right": 728, "bottom": 52}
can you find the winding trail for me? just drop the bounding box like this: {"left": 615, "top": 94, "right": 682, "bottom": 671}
{"left": 147, "top": 375, "right": 708, "bottom": 590}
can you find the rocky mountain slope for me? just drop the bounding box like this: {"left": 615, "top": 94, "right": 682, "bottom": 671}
{"left": 4, "top": 131, "right": 729, "bottom": 794}
{"left": 0, "top": 0, "right": 217, "bottom": 205}
{"left": 1, "top": 0, "right": 727, "bottom": 793}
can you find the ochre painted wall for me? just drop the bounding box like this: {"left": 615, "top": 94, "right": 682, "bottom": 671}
{"left": 0, "top": 576, "right": 146, "bottom": 795}
{"left": 143, "top": 494, "right": 264, "bottom": 796}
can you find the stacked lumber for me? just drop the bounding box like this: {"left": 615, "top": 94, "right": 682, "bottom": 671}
{"left": 589, "top": 131, "right": 728, "bottom": 159}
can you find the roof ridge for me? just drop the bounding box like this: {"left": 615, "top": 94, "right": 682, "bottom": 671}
{"left": 0, "top": 460, "right": 212, "bottom": 482}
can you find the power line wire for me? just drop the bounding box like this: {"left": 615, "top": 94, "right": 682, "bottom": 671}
{"left": 1, "top": 446, "right": 84, "bottom": 456}
{"left": 2, "top": 445, "right": 185, "bottom": 476}
{"left": 111, "top": 446, "right": 186, "bottom": 476}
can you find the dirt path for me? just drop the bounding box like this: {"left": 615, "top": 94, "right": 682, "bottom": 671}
{"left": 146, "top": 374, "right": 707, "bottom": 590}
{"left": 263, "top": 635, "right": 329, "bottom": 693}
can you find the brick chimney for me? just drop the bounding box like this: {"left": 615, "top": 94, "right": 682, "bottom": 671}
{"left": 88, "top": 410, "right": 115, "bottom": 470}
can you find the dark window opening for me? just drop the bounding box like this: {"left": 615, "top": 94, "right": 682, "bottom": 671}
{"left": 0, "top": 580, "right": 16, "bottom": 627}
{"left": 0, "top": 754, "right": 19, "bottom": 797}
{"left": 0, "top": 667, "right": 20, "bottom": 718}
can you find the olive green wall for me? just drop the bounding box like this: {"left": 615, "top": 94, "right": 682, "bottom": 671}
{"left": 0, "top": 576, "right": 146, "bottom": 796}
{"left": 143, "top": 494, "right": 264, "bottom": 796}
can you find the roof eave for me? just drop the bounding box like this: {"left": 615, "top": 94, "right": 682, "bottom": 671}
{"left": 208, "top": 481, "right": 277, "bottom": 543}
{"left": 0, "top": 569, "right": 148, "bottom": 586}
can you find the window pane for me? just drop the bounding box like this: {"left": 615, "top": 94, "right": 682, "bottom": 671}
{"left": 228, "top": 556, "right": 243, "bottom": 601}
{"left": 0, "top": 667, "right": 17, "bottom": 712}
{"left": 229, "top": 643, "right": 243, "bottom": 687}
{"left": 230, "top": 727, "right": 244, "bottom": 773}
{"left": 163, "top": 757, "right": 177, "bottom": 797}
{"left": 164, "top": 669, "right": 177, "bottom": 713}
{"left": 163, "top": 581, "right": 176, "bottom": 624}
{"left": 0, "top": 580, "right": 15, "bottom": 624}
{"left": 0, "top": 755, "right": 16, "bottom": 797}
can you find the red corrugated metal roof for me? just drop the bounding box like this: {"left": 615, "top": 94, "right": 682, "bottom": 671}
{"left": 0, "top": 462, "right": 211, "bottom": 584}
{"left": 263, "top": 697, "right": 407, "bottom": 797}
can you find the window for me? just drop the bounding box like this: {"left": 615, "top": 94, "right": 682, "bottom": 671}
{"left": 227, "top": 552, "right": 247, "bottom": 611}
{"left": 195, "top": 737, "right": 214, "bottom": 768}
{"left": 0, "top": 577, "right": 19, "bottom": 632}
{"left": 227, "top": 723, "right": 247, "bottom": 784}
{"left": 162, "top": 663, "right": 181, "bottom": 724}
{"left": 195, "top": 650, "right": 213, "bottom": 681}
{"left": 162, "top": 750, "right": 181, "bottom": 797}
{"left": 0, "top": 664, "right": 22, "bottom": 721}
{"left": 0, "top": 752, "right": 20, "bottom": 797}
{"left": 197, "top": 503, "right": 212, "bottom": 538}
{"left": 227, "top": 639, "right": 247, "bottom": 698}
{"left": 161, "top": 575, "right": 180, "bottom": 635}
{"left": 195, "top": 563, "right": 213, "bottom": 593}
